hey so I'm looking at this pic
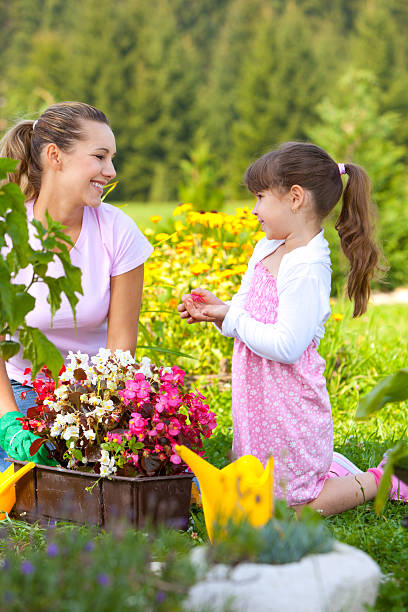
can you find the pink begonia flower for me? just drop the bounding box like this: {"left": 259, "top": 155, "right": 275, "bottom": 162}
{"left": 155, "top": 422, "right": 165, "bottom": 431}
{"left": 160, "top": 365, "right": 185, "bottom": 385}
{"left": 129, "top": 412, "right": 148, "bottom": 436}
{"left": 170, "top": 453, "right": 182, "bottom": 464}
{"left": 107, "top": 432, "right": 123, "bottom": 444}
{"left": 130, "top": 453, "right": 139, "bottom": 466}
{"left": 163, "top": 388, "right": 181, "bottom": 408}
{"left": 168, "top": 418, "right": 181, "bottom": 436}
{"left": 121, "top": 377, "right": 151, "bottom": 402}
{"left": 155, "top": 396, "right": 167, "bottom": 413}
{"left": 148, "top": 429, "right": 157, "bottom": 437}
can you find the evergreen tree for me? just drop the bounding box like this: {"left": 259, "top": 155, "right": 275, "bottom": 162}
{"left": 227, "top": 1, "right": 339, "bottom": 196}
{"left": 307, "top": 69, "right": 408, "bottom": 290}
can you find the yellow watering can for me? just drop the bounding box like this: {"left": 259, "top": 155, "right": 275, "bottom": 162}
{"left": 175, "top": 445, "right": 274, "bottom": 542}
{"left": 0, "top": 462, "right": 35, "bottom": 520}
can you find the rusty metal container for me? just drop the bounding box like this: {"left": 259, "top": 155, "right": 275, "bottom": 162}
{"left": 9, "top": 460, "right": 193, "bottom": 529}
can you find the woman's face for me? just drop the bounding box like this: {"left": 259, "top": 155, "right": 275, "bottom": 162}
{"left": 54, "top": 120, "right": 116, "bottom": 208}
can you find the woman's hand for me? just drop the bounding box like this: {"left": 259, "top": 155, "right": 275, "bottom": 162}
{"left": 0, "top": 412, "right": 58, "bottom": 466}
{"left": 177, "top": 289, "right": 229, "bottom": 326}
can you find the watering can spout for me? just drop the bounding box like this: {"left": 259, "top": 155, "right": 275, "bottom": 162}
{"left": 174, "top": 444, "right": 219, "bottom": 494}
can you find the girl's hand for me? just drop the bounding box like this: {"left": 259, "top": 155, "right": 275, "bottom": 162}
{"left": 182, "top": 296, "right": 229, "bottom": 326}
{"left": 177, "top": 289, "right": 226, "bottom": 324}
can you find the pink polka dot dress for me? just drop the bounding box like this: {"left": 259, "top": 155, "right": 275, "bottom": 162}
{"left": 231, "top": 261, "right": 333, "bottom": 505}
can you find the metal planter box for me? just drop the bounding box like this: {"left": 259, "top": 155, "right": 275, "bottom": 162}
{"left": 9, "top": 460, "right": 193, "bottom": 529}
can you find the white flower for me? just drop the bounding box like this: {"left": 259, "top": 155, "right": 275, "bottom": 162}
{"left": 67, "top": 350, "right": 89, "bottom": 369}
{"left": 100, "top": 449, "right": 110, "bottom": 465}
{"left": 88, "top": 395, "right": 102, "bottom": 407}
{"left": 100, "top": 463, "right": 116, "bottom": 477}
{"left": 43, "top": 399, "right": 61, "bottom": 412}
{"left": 50, "top": 424, "right": 62, "bottom": 437}
{"left": 102, "top": 399, "right": 114, "bottom": 411}
{"left": 54, "top": 386, "right": 69, "bottom": 400}
{"left": 98, "top": 449, "right": 117, "bottom": 477}
{"left": 93, "top": 406, "right": 106, "bottom": 418}
{"left": 62, "top": 425, "right": 79, "bottom": 440}
{"left": 83, "top": 429, "right": 96, "bottom": 441}
{"left": 55, "top": 413, "right": 75, "bottom": 426}
{"left": 136, "top": 356, "right": 152, "bottom": 377}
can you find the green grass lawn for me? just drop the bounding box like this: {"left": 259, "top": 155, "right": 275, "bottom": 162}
{"left": 1, "top": 302, "right": 408, "bottom": 610}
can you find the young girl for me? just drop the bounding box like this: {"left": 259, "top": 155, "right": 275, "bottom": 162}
{"left": 178, "top": 141, "right": 408, "bottom": 516}
{"left": 0, "top": 102, "right": 153, "bottom": 470}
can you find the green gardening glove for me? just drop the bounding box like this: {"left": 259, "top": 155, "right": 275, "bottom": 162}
{"left": 0, "top": 411, "right": 58, "bottom": 467}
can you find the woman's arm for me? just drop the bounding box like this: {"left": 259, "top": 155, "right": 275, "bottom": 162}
{"left": 106, "top": 264, "right": 144, "bottom": 354}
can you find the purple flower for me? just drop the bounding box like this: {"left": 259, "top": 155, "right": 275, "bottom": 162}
{"left": 84, "top": 541, "right": 95, "bottom": 552}
{"left": 21, "top": 560, "right": 34, "bottom": 575}
{"left": 156, "top": 591, "right": 166, "bottom": 603}
{"left": 1, "top": 558, "right": 10, "bottom": 571}
{"left": 47, "top": 543, "right": 59, "bottom": 557}
{"left": 98, "top": 573, "right": 110, "bottom": 586}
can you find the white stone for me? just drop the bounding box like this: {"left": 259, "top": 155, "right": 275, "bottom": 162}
{"left": 186, "top": 542, "right": 382, "bottom": 612}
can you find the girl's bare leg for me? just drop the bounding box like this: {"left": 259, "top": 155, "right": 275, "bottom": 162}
{"left": 294, "top": 472, "right": 378, "bottom": 517}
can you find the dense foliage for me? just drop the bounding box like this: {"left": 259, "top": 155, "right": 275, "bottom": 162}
{"left": 1, "top": 0, "right": 408, "bottom": 206}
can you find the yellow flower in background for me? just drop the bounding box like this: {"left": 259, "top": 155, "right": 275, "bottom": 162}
{"left": 332, "top": 313, "right": 344, "bottom": 321}
{"left": 174, "top": 221, "right": 186, "bottom": 232}
{"left": 144, "top": 228, "right": 154, "bottom": 236}
{"left": 173, "top": 203, "right": 193, "bottom": 216}
{"left": 190, "top": 263, "right": 211, "bottom": 276}
{"left": 155, "top": 232, "right": 171, "bottom": 242}
{"left": 150, "top": 215, "right": 162, "bottom": 224}
{"left": 223, "top": 242, "right": 239, "bottom": 250}
{"left": 215, "top": 269, "right": 235, "bottom": 279}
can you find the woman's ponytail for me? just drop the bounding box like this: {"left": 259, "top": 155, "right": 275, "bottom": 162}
{"left": 335, "top": 163, "right": 385, "bottom": 317}
{"left": 0, "top": 120, "right": 40, "bottom": 200}
{"left": 1, "top": 102, "right": 110, "bottom": 202}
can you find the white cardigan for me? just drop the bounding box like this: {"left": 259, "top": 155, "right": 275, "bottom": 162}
{"left": 219, "top": 230, "right": 332, "bottom": 364}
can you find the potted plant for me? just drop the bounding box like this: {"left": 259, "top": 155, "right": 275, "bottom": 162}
{"left": 11, "top": 348, "right": 217, "bottom": 528}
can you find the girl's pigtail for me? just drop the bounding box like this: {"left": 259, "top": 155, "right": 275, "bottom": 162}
{"left": 335, "top": 163, "right": 386, "bottom": 317}
{"left": 0, "top": 120, "right": 37, "bottom": 199}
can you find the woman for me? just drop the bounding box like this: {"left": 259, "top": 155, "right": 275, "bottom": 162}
{"left": 0, "top": 102, "right": 153, "bottom": 469}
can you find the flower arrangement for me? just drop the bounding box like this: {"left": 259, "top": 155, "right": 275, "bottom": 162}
{"left": 18, "top": 349, "right": 216, "bottom": 478}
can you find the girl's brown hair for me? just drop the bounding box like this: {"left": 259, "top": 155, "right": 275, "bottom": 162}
{"left": 244, "top": 141, "right": 385, "bottom": 316}
{"left": 0, "top": 101, "right": 110, "bottom": 200}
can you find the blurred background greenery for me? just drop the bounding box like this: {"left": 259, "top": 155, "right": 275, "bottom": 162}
{"left": 1, "top": 0, "right": 408, "bottom": 288}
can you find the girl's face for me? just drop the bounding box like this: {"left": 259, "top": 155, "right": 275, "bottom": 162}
{"left": 252, "top": 189, "right": 294, "bottom": 240}
{"left": 55, "top": 120, "right": 116, "bottom": 208}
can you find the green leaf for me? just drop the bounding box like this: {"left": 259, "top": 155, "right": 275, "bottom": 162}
{"left": 355, "top": 369, "right": 408, "bottom": 419}
{"left": 8, "top": 292, "right": 36, "bottom": 335}
{"left": 72, "top": 448, "right": 83, "bottom": 461}
{"left": 374, "top": 441, "right": 408, "bottom": 514}
{"left": 42, "top": 276, "right": 63, "bottom": 320}
{"left": 0, "top": 340, "right": 20, "bottom": 360}
{"left": 19, "top": 325, "right": 64, "bottom": 381}
{"left": 0, "top": 157, "right": 18, "bottom": 179}
{"left": 136, "top": 345, "right": 197, "bottom": 360}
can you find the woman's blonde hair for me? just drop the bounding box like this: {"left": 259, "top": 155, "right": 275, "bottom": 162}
{"left": 0, "top": 101, "right": 109, "bottom": 200}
